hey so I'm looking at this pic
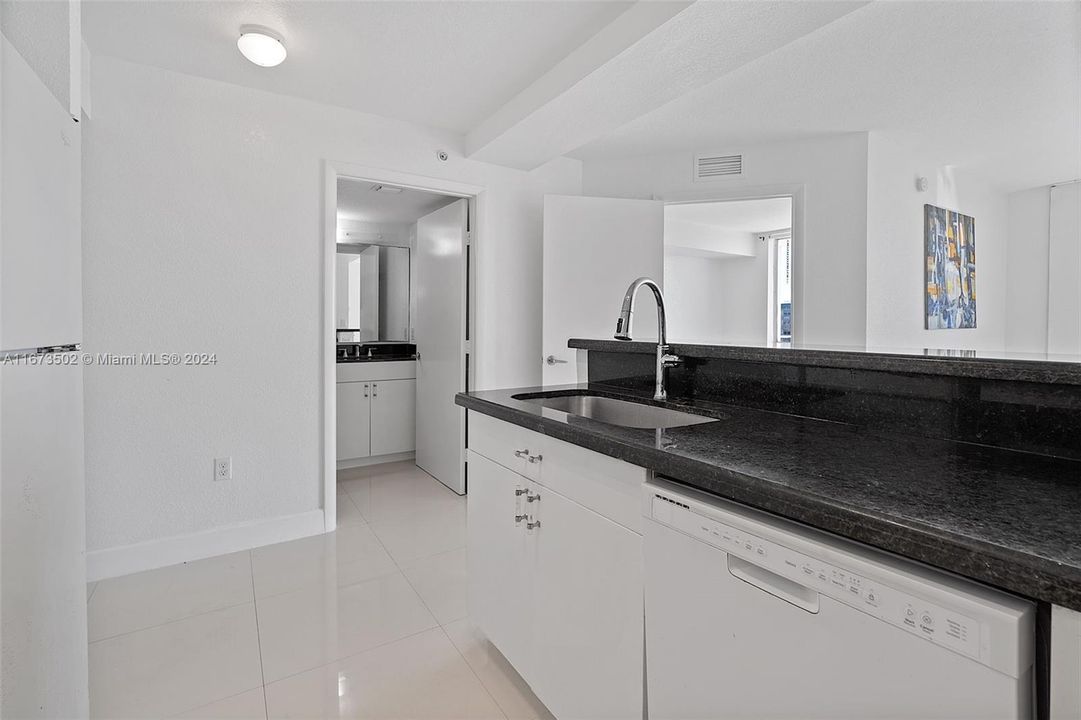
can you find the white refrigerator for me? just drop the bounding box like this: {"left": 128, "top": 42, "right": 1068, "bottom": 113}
{"left": 0, "top": 32, "right": 89, "bottom": 719}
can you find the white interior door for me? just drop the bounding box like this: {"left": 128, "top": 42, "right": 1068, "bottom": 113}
{"left": 1, "top": 35, "right": 88, "bottom": 718}
{"left": 1047, "top": 182, "right": 1081, "bottom": 355}
{"left": 415, "top": 198, "right": 468, "bottom": 493}
{"left": 542, "top": 195, "right": 664, "bottom": 384}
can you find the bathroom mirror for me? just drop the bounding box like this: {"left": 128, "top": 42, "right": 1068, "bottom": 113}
{"left": 335, "top": 244, "right": 410, "bottom": 342}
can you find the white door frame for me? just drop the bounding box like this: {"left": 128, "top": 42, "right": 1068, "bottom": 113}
{"left": 659, "top": 184, "right": 805, "bottom": 345}
{"left": 322, "top": 161, "right": 483, "bottom": 531}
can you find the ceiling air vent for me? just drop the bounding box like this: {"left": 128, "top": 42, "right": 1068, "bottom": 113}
{"left": 694, "top": 153, "right": 743, "bottom": 181}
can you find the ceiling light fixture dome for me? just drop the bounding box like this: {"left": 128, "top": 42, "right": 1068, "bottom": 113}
{"left": 237, "top": 25, "right": 287, "bottom": 67}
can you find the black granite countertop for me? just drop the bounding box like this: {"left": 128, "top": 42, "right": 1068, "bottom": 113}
{"left": 336, "top": 356, "right": 416, "bottom": 363}
{"left": 569, "top": 338, "right": 1081, "bottom": 385}
{"left": 456, "top": 383, "right": 1081, "bottom": 610}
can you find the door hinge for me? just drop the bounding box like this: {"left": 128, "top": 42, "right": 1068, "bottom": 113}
{"left": 465, "top": 232, "right": 472, "bottom": 247}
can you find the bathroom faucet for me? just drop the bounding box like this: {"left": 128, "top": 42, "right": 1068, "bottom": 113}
{"left": 614, "top": 277, "right": 681, "bottom": 401}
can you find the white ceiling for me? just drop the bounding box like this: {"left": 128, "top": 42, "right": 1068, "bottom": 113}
{"left": 336, "top": 178, "right": 456, "bottom": 224}
{"left": 82, "top": 1, "right": 1079, "bottom": 190}
{"left": 571, "top": 1, "right": 1081, "bottom": 192}
{"left": 82, "top": 0, "right": 631, "bottom": 133}
{"left": 666, "top": 198, "right": 793, "bottom": 234}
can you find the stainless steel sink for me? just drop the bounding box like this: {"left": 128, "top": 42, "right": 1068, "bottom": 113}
{"left": 514, "top": 393, "right": 715, "bottom": 430}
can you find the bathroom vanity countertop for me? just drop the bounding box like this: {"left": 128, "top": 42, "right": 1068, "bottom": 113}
{"left": 336, "top": 356, "right": 416, "bottom": 363}
{"left": 457, "top": 384, "right": 1081, "bottom": 610}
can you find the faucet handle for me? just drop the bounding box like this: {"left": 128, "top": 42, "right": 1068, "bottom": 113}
{"left": 661, "top": 353, "right": 682, "bottom": 368}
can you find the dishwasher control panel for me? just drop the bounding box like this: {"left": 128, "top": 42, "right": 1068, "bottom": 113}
{"left": 651, "top": 494, "right": 983, "bottom": 662}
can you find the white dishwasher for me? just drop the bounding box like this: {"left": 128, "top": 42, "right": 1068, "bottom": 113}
{"left": 644, "top": 478, "right": 1035, "bottom": 720}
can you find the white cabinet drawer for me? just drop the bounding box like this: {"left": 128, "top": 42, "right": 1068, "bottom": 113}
{"left": 468, "top": 411, "right": 537, "bottom": 478}
{"left": 467, "top": 411, "right": 647, "bottom": 533}
{"left": 530, "top": 430, "right": 647, "bottom": 534}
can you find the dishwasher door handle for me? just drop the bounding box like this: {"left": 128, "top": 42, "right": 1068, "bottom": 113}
{"left": 727, "top": 555, "right": 820, "bottom": 614}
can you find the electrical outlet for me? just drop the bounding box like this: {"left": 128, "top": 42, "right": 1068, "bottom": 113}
{"left": 214, "top": 457, "right": 232, "bottom": 481}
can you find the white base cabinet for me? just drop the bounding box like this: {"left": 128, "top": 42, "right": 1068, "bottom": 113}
{"left": 531, "top": 485, "right": 642, "bottom": 720}
{"left": 370, "top": 378, "right": 416, "bottom": 456}
{"left": 336, "top": 361, "right": 415, "bottom": 464}
{"left": 336, "top": 381, "right": 373, "bottom": 460}
{"left": 467, "top": 453, "right": 535, "bottom": 678}
{"left": 467, "top": 412, "right": 646, "bottom": 720}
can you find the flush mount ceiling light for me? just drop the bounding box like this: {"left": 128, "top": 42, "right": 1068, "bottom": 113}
{"left": 237, "top": 26, "right": 287, "bottom": 67}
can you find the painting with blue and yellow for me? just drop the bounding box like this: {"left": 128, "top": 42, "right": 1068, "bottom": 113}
{"left": 925, "top": 204, "right": 976, "bottom": 329}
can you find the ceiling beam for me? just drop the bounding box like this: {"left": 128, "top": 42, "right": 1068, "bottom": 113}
{"left": 465, "top": 0, "right": 869, "bottom": 170}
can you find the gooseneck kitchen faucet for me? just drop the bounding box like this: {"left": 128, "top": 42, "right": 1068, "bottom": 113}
{"left": 614, "top": 277, "right": 681, "bottom": 401}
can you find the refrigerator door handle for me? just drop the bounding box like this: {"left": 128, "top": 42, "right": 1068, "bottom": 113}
{"left": 0, "top": 343, "right": 81, "bottom": 360}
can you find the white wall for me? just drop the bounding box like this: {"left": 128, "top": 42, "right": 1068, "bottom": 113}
{"left": 82, "top": 55, "right": 580, "bottom": 569}
{"left": 0, "top": 0, "right": 70, "bottom": 110}
{"left": 583, "top": 133, "right": 869, "bottom": 346}
{"left": 717, "top": 239, "right": 771, "bottom": 345}
{"left": 1047, "top": 182, "right": 1081, "bottom": 355}
{"left": 663, "top": 224, "right": 770, "bottom": 345}
{"left": 1005, "top": 185, "right": 1052, "bottom": 353}
{"left": 865, "top": 132, "right": 1008, "bottom": 351}
{"left": 663, "top": 255, "right": 725, "bottom": 343}
{"left": 664, "top": 249, "right": 772, "bottom": 346}
{"left": 337, "top": 219, "right": 411, "bottom": 245}
{"left": 663, "top": 219, "right": 756, "bottom": 257}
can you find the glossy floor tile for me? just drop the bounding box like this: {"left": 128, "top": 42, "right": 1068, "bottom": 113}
{"left": 88, "top": 461, "right": 548, "bottom": 720}
{"left": 443, "top": 620, "right": 556, "bottom": 720}
{"left": 401, "top": 547, "right": 469, "bottom": 625}
{"left": 257, "top": 572, "right": 438, "bottom": 683}
{"left": 368, "top": 500, "right": 467, "bottom": 564}
{"left": 264, "top": 627, "right": 504, "bottom": 719}
{"left": 336, "top": 490, "right": 366, "bottom": 527}
{"left": 89, "top": 603, "right": 262, "bottom": 719}
{"left": 89, "top": 550, "right": 252, "bottom": 641}
{"left": 251, "top": 522, "right": 397, "bottom": 599}
{"left": 173, "top": 688, "right": 268, "bottom": 720}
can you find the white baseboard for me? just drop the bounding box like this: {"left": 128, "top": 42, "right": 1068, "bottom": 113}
{"left": 87, "top": 509, "right": 326, "bottom": 582}
{"left": 337, "top": 452, "right": 414, "bottom": 470}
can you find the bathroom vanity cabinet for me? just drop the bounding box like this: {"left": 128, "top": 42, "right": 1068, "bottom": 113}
{"left": 336, "top": 360, "right": 416, "bottom": 464}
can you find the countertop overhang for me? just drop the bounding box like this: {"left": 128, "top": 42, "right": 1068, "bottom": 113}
{"left": 457, "top": 383, "right": 1081, "bottom": 611}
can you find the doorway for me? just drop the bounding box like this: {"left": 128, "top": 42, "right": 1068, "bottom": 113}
{"left": 662, "top": 196, "right": 794, "bottom": 346}
{"left": 323, "top": 164, "right": 481, "bottom": 531}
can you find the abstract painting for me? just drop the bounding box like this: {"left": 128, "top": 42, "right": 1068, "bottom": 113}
{"left": 925, "top": 204, "right": 976, "bottom": 329}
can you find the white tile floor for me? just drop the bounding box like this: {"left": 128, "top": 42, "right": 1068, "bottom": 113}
{"left": 87, "top": 461, "right": 553, "bottom": 720}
